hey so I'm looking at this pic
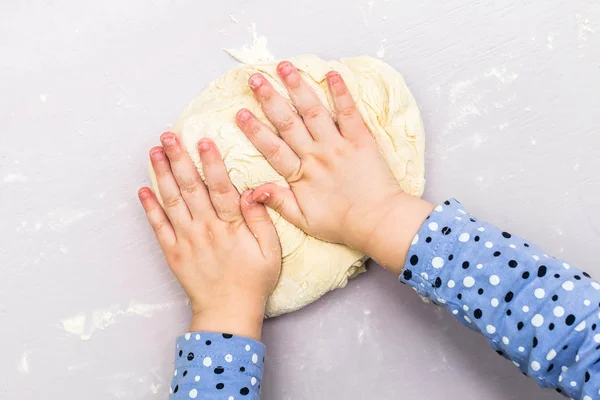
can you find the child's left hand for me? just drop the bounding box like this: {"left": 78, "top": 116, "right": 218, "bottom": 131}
{"left": 138, "top": 132, "right": 282, "bottom": 340}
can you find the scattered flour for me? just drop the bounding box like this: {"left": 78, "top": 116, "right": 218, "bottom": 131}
{"left": 225, "top": 24, "right": 274, "bottom": 64}
{"left": 470, "top": 134, "right": 486, "bottom": 149}
{"left": 3, "top": 173, "right": 28, "bottom": 183}
{"left": 446, "top": 78, "right": 482, "bottom": 132}
{"left": 549, "top": 226, "right": 565, "bottom": 236}
{"left": 150, "top": 383, "right": 161, "bottom": 394}
{"left": 17, "top": 209, "right": 94, "bottom": 233}
{"left": 485, "top": 67, "right": 519, "bottom": 84}
{"left": 576, "top": 14, "right": 595, "bottom": 42}
{"left": 18, "top": 351, "right": 31, "bottom": 373}
{"left": 61, "top": 315, "right": 86, "bottom": 338}
{"left": 376, "top": 38, "right": 387, "bottom": 59}
{"left": 445, "top": 63, "right": 519, "bottom": 134}
{"left": 359, "top": 1, "right": 374, "bottom": 27}
{"left": 61, "top": 301, "right": 177, "bottom": 341}
{"left": 547, "top": 33, "right": 556, "bottom": 50}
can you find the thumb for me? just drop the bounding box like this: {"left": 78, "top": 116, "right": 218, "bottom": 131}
{"left": 251, "top": 183, "right": 305, "bottom": 229}
{"left": 240, "top": 190, "right": 280, "bottom": 259}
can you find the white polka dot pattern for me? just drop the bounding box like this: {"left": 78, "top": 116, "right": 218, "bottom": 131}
{"left": 399, "top": 199, "right": 600, "bottom": 399}
{"left": 170, "top": 332, "right": 264, "bottom": 399}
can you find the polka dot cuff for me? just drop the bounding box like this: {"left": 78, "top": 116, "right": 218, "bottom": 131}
{"left": 170, "top": 332, "right": 265, "bottom": 399}
{"left": 401, "top": 199, "right": 600, "bottom": 399}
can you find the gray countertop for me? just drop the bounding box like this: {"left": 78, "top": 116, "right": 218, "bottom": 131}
{"left": 1, "top": 0, "right": 599, "bottom": 398}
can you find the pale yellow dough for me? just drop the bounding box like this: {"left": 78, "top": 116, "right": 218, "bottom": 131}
{"left": 150, "top": 55, "right": 425, "bottom": 317}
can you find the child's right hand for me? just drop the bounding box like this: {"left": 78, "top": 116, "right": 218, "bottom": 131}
{"left": 236, "top": 61, "right": 434, "bottom": 273}
{"left": 139, "top": 133, "right": 281, "bottom": 340}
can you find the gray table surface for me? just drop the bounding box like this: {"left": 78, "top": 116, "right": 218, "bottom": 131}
{"left": 2, "top": 0, "right": 599, "bottom": 399}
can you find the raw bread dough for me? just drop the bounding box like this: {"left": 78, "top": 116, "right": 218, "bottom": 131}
{"left": 150, "top": 55, "right": 425, "bottom": 317}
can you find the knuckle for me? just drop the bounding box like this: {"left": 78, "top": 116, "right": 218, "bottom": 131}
{"left": 180, "top": 178, "right": 202, "bottom": 194}
{"left": 332, "top": 79, "right": 349, "bottom": 95}
{"left": 265, "top": 142, "right": 282, "bottom": 160}
{"left": 338, "top": 104, "right": 357, "bottom": 118}
{"left": 276, "top": 115, "right": 296, "bottom": 133}
{"left": 165, "top": 147, "right": 182, "bottom": 160}
{"left": 258, "top": 90, "right": 274, "bottom": 105}
{"left": 210, "top": 181, "right": 232, "bottom": 196}
{"left": 285, "top": 163, "right": 303, "bottom": 183}
{"left": 163, "top": 194, "right": 183, "bottom": 208}
{"left": 301, "top": 104, "right": 323, "bottom": 121}
{"left": 151, "top": 218, "right": 170, "bottom": 233}
{"left": 217, "top": 204, "right": 236, "bottom": 219}
{"left": 271, "top": 197, "right": 286, "bottom": 213}
{"left": 244, "top": 118, "right": 261, "bottom": 139}
{"left": 155, "top": 162, "right": 171, "bottom": 176}
{"left": 245, "top": 213, "right": 269, "bottom": 224}
{"left": 224, "top": 220, "right": 243, "bottom": 235}
{"left": 167, "top": 249, "right": 184, "bottom": 267}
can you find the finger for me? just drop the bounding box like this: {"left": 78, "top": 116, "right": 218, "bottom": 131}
{"left": 251, "top": 183, "right": 305, "bottom": 229}
{"left": 159, "top": 132, "right": 215, "bottom": 220}
{"left": 198, "top": 139, "right": 243, "bottom": 223}
{"left": 326, "top": 71, "right": 369, "bottom": 141}
{"left": 277, "top": 61, "right": 339, "bottom": 142}
{"left": 240, "top": 190, "right": 281, "bottom": 261}
{"left": 138, "top": 187, "right": 176, "bottom": 247}
{"left": 149, "top": 146, "right": 192, "bottom": 228}
{"left": 248, "top": 73, "right": 312, "bottom": 155}
{"left": 236, "top": 109, "right": 302, "bottom": 181}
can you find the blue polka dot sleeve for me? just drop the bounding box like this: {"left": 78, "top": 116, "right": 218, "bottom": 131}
{"left": 401, "top": 199, "right": 600, "bottom": 399}
{"left": 170, "top": 332, "right": 264, "bottom": 399}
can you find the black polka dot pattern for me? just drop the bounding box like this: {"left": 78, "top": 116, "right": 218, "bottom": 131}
{"left": 399, "top": 199, "right": 600, "bottom": 398}
{"left": 170, "top": 331, "right": 264, "bottom": 398}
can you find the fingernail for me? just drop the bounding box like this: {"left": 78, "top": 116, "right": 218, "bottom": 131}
{"left": 254, "top": 192, "right": 270, "bottom": 203}
{"left": 160, "top": 133, "right": 176, "bottom": 148}
{"left": 198, "top": 140, "right": 210, "bottom": 152}
{"left": 326, "top": 71, "right": 340, "bottom": 85}
{"left": 278, "top": 61, "right": 293, "bottom": 77}
{"left": 138, "top": 188, "right": 151, "bottom": 200}
{"left": 237, "top": 109, "right": 251, "bottom": 123}
{"left": 248, "top": 73, "right": 264, "bottom": 90}
{"left": 245, "top": 191, "right": 256, "bottom": 206}
{"left": 150, "top": 147, "right": 165, "bottom": 161}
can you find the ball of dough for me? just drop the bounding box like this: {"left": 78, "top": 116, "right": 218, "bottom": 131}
{"left": 150, "top": 55, "right": 425, "bottom": 317}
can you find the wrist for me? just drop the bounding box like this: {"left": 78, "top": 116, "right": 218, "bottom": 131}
{"left": 189, "top": 299, "right": 265, "bottom": 341}
{"left": 361, "top": 193, "right": 434, "bottom": 275}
